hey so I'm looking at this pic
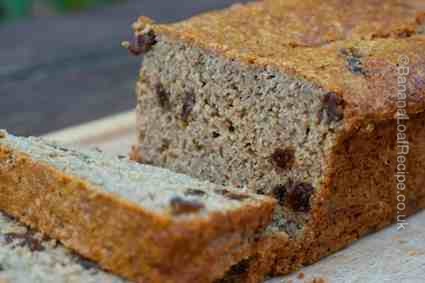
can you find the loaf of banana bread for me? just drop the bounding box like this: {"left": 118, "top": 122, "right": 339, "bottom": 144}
{"left": 0, "top": 212, "right": 127, "bottom": 283}
{"left": 0, "top": 130, "right": 275, "bottom": 283}
{"left": 130, "top": 0, "right": 425, "bottom": 281}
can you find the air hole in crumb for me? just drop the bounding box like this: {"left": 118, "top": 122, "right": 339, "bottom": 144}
{"left": 271, "top": 148, "right": 295, "bottom": 171}
{"left": 153, "top": 81, "right": 171, "bottom": 110}
{"left": 184, "top": 189, "right": 206, "bottom": 197}
{"left": 219, "top": 258, "right": 252, "bottom": 282}
{"left": 272, "top": 185, "right": 287, "bottom": 206}
{"left": 212, "top": 131, "right": 221, "bottom": 138}
{"left": 4, "top": 231, "right": 45, "bottom": 252}
{"left": 182, "top": 91, "right": 196, "bottom": 122}
{"left": 73, "top": 254, "right": 100, "bottom": 270}
{"left": 192, "top": 139, "right": 204, "bottom": 151}
{"left": 214, "top": 189, "right": 250, "bottom": 201}
{"left": 159, "top": 139, "right": 171, "bottom": 153}
{"left": 318, "top": 92, "right": 345, "bottom": 124}
{"left": 305, "top": 127, "right": 311, "bottom": 137}
{"left": 170, "top": 197, "right": 204, "bottom": 215}
{"left": 224, "top": 119, "right": 235, "bottom": 133}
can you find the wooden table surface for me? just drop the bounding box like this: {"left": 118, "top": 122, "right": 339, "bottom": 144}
{"left": 0, "top": 0, "right": 250, "bottom": 136}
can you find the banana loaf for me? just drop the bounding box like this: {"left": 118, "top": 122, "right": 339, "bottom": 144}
{"left": 130, "top": 0, "right": 425, "bottom": 281}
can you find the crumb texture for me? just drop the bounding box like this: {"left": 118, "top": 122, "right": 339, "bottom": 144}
{"left": 0, "top": 212, "right": 126, "bottom": 283}
{"left": 0, "top": 132, "right": 266, "bottom": 215}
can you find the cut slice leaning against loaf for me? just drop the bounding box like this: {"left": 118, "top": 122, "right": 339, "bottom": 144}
{"left": 131, "top": 0, "right": 425, "bottom": 281}
{"left": 0, "top": 130, "right": 276, "bottom": 283}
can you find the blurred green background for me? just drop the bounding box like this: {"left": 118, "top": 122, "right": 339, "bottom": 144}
{"left": 0, "top": 0, "right": 123, "bottom": 22}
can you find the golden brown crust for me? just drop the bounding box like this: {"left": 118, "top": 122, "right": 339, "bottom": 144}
{"left": 129, "top": 144, "right": 144, "bottom": 163}
{"left": 243, "top": 112, "right": 425, "bottom": 281}
{"left": 0, "top": 146, "right": 275, "bottom": 283}
{"left": 140, "top": 0, "right": 425, "bottom": 126}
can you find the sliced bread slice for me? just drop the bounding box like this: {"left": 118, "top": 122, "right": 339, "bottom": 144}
{"left": 0, "top": 212, "right": 126, "bottom": 283}
{"left": 0, "top": 130, "right": 275, "bottom": 283}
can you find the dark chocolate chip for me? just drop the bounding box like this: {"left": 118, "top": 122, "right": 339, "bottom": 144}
{"left": 4, "top": 232, "right": 45, "bottom": 252}
{"left": 318, "top": 92, "right": 345, "bottom": 124}
{"left": 184, "top": 189, "right": 207, "bottom": 197}
{"left": 286, "top": 182, "right": 315, "bottom": 213}
{"left": 271, "top": 148, "right": 295, "bottom": 171}
{"left": 153, "top": 82, "right": 171, "bottom": 110}
{"left": 181, "top": 92, "right": 196, "bottom": 122}
{"left": 170, "top": 197, "right": 204, "bottom": 215}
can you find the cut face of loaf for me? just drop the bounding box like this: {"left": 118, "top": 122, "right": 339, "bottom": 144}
{"left": 0, "top": 131, "right": 275, "bottom": 283}
{"left": 0, "top": 212, "right": 126, "bottom": 283}
{"left": 132, "top": 0, "right": 425, "bottom": 280}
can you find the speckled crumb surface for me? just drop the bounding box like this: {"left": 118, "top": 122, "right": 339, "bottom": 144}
{"left": 0, "top": 130, "right": 267, "bottom": 216}
{"left": 0, "top": 212, "right": 126, "bottom": 283}
{"left": 0, "top": 130, "right": 276, "bottom": 283}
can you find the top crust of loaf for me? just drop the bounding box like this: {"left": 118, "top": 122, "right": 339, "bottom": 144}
{"left": 135, "top": 0, "right": 425, "bottom": 127}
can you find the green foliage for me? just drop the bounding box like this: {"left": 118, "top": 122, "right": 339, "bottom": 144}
{"left": 50, "top": 0, "right": 114, "bottom": 12}
{"left": 0, "top": 0, "right": 32, "bottom": 21}
{"left": 0, "top": 0, "right": 118, "bottom": 22}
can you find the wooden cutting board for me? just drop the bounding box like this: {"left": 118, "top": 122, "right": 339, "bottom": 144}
{"left": 44, "top": 111, "right": 425, "bottom": 283}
